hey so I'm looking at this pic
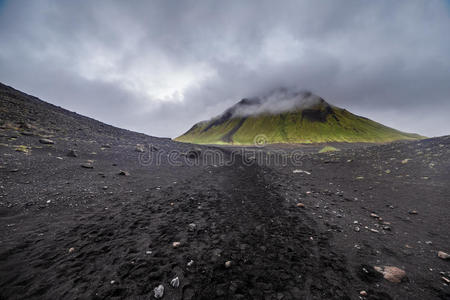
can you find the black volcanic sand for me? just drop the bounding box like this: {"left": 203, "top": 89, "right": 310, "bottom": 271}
{"left": 0, "top": 83, "right": 449, "bottom": 299}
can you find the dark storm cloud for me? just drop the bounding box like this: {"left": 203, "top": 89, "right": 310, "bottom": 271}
{"left": 0, "top": 0, "right": 449, "bottom": 137}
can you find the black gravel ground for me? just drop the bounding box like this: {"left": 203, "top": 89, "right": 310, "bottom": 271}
{"left": 0, "top": 82, "right": 449, "bottom": 299}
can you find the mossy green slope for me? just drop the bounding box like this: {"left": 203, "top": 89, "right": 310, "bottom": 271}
{"left": 175, "top": 105, "right": 424, "bottom": 145}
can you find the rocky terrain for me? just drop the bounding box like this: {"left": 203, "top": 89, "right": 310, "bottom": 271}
{"left": 0, "top": 82, "right": 449, "bottom": 299}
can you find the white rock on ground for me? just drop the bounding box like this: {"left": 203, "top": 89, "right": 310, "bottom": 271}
{"left": 170, "top": 277, "right": 180, "bottom": 288}
{"left": 154, "top": 284, "right": 164, "bottom": 298}
{"left": 374, "top": 266, "right": 406, "bottom": 283}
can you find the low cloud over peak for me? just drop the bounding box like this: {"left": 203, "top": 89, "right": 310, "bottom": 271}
{"left": 0, "top": 0, "right": 449, "bottom": 138}
{"left": 222, "top": 88, "right": 327, "bottom": 119}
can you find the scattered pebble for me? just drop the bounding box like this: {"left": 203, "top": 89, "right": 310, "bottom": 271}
{"left": 296, "top": 203, "right": 305, "bottom": 208}
{"left": 170, "top": 277, "right": 180, "bottom": 288}
{"left": 187, "top": 260, "right": 194, "bottom": 267}
{"left": 370, "top": 213, "right": 380, "bottom": 219}
{"left": 438, "top": 251, "right": 449, "bottom": 260}
{"left": 118, "top": 170, "right": 130, "bottom": 176}
{"left": 360, "top": 290, "right": 368, "bottom": 296}
{"left": 39, "top": 138, "right": 54, "bottom": 145}
{"left": 292, "top": 169, "right": 311, "bottom": 175}
{"left": 188, "top": 223, "right": 196, "bottom": 231}
{"left": 153, "top": 284, "right": 164, "bottom": 299}
{"left": 81, "top": 163, "right": 93, "bottom": 169}
{"left": 135, "top": 144, "right": 145, "bottom": 152}
{"left": 172, "top": 241, "right": 181, "bottom": 248}
{"left": 146, "top": 250, "right": 152, "bottom": 255}
{"left": 374, "top": 266, "right": 406, "bottom": 283}
{"left": 68, "top": 247, "right": 75, "bottom": 253}
{"left": 409, "top": 210, "right": 418, "bottom": 215}
{"left": 225, "top": 261, "right": 232, "bottom": 268}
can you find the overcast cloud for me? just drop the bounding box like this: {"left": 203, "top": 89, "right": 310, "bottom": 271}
{"left": 0, "top": 0, "right": 449, "bottom": 137}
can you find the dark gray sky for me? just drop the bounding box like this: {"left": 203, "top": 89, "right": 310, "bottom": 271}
{"left": 0, "top": 0, "right": 449, "bottom": 138}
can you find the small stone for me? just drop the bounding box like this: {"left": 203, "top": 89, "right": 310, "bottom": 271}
{"left": 425, "top": 241, "right": 432, "bottom": 245}
{"left": 170, "top": 277, "right": 180, "bottom": 288}
{"left": 354, "top": 226, "right": 361, "bottom": 232}
{"left": 153, "top": 284, "right": 164, "bottom": 299}
{"left": 296, "top": 203, "right": 305, "bottom": 208}
{"left": 409, "top": 210, "right": 418, "bottom": 215}
{"left": 374, "top": 266, "right": 406, "bottom": 283}
{"left": 172, "top": 241, "right": 181, "bottom": 248}
{"left": 438, "top": 251, "right": 450, "bottom": 260}
{"left": 187, "top": 260, "right": 194, "bottom": 267}
{"left": 39, "top": 138, "right": 54, "bottom": 145}
{"left": 102, "top": 186, "right": 108, "bottom": 190}
{"left": 225, "top": 260, "right": 232, "bottom": 268}
{"left": 188, "top": 223, "right": 196, "bottom": 231}
{"left": 292, "top": 169, "right": 311, "bottom": 175}
{"left": 46, "top": 200, "right": 51, "bottom": 204}
{"left": 135, "top": 144, "right": 145, "bottom": 152}
{"left": 81, "top": 163, "right": 93, "bottom": 169}
{"left": 146, "top": 250, "right": 152, "bottom": 255}
{"left": 68, "top": 247, "right": 75, "bottom": 253}
{"left": 67, "top": 150, "right": 78, "bottom": 157}
{"left": 110, "top": 280, "right": 115, "bottom": 284}
{"left": 118, "top": 170, "right": 129, "bottom": 176}
{"left": 370, "top": 229, "right": 379, "bottom": 233}
{"left": 370, "top": 213, "right": 380, "bottom": 219}
{"left": 360, "top": 290, "right": 368, "bottom": 297}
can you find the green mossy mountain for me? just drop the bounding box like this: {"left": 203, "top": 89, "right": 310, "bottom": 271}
{"left": 175, "top": 92, "right": 424, "bottom": 145}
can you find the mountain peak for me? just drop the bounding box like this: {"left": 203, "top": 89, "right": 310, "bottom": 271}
{"left": 226, "top": 89, "right": 329, "bottom": 119}
{"left": 176, "top": 90, "right": 423, "bottom": 145}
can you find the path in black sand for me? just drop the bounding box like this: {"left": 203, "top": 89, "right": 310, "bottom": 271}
{"left": 0, "top": 155, "right": 355, "bottom": 300}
